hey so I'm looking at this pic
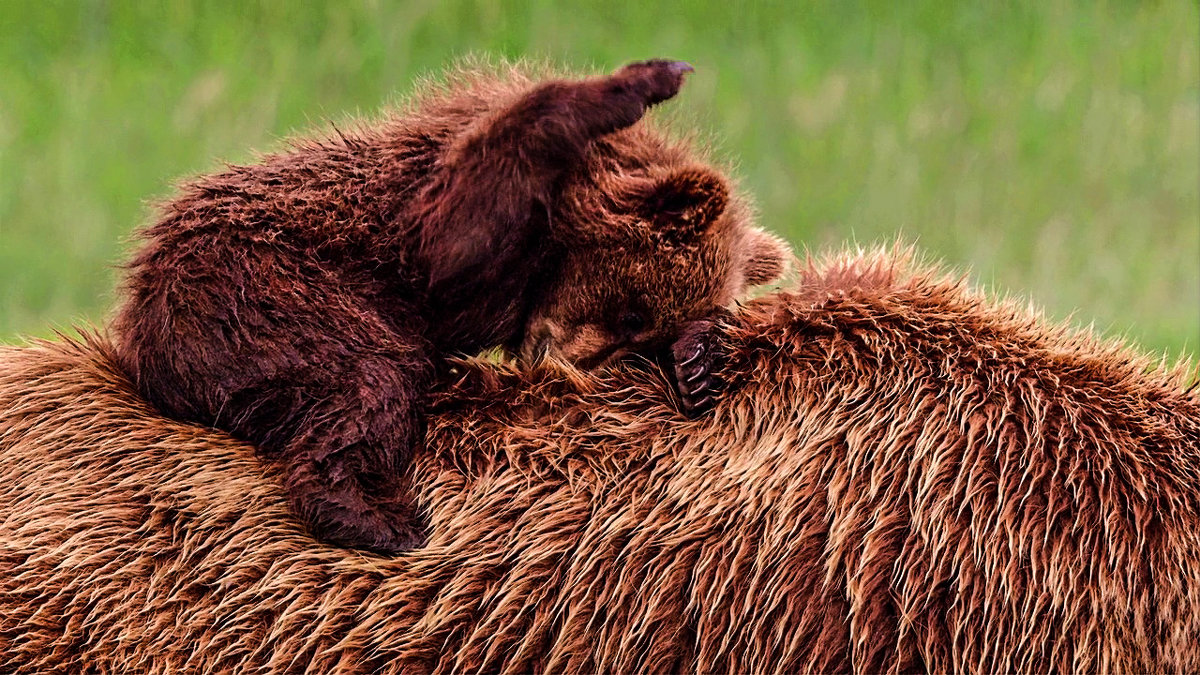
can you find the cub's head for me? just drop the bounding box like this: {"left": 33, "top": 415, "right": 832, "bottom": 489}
{"left": 521, "top": 157, "right": 790, "bottom": 368}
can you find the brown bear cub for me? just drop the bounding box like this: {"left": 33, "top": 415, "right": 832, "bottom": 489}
{"left": 113, "top": 60, "right": 789, "bottom": 553}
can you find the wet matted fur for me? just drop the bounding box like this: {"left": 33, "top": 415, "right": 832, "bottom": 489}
{"left": 1, "top": 247, "right": 1198, "bottom": 674}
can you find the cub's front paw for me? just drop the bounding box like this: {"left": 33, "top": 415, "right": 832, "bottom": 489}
{"left": 670, "top": 318, "right": 723, "bottom": 418}
{"left": 613, "top": 59, "right": 694, "bottom": 106}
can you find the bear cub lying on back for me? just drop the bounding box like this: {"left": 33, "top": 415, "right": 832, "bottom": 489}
{"left": 114, "top": 60, "right": 789, "bottom": 553}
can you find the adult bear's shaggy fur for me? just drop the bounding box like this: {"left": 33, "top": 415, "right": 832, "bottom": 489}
{"left": 2, "top": 247, "right": 1198, "bottom": 674}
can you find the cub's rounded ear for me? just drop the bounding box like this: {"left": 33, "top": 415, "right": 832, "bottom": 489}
{"left": 742, "top": 228, "right": 791, "bottom": 286}
{"left": 639, "top": 166, "right": 730, "bottom": 239}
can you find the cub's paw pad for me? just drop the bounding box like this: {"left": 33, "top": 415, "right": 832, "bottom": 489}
{"left": 612, "top": 59, "right": 694, "bottom": 106}
{"left": 671, "top": 320, "right": 723, "bottom": 418}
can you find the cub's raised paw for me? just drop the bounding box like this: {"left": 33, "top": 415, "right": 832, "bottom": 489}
{"left": 612, "top": 59, "right": 695, "bottom": 106}
{"left": 670, "top": 318, "right": 723, "bottom": 419}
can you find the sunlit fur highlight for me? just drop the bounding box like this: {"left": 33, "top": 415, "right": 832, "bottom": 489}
{"left": 2, "top": 246, "right": 1197, "bottom": 673}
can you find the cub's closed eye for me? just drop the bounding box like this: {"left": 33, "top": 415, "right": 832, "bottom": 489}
{"left": 619, "top": 312, "right": 646, "bottom": 334}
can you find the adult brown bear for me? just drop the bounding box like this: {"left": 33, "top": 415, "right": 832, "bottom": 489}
{"left": 1, "top": 247, "right": 1197, "bottom": 673}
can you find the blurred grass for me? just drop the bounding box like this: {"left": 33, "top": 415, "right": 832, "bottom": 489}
{"left": 1, "top": 0, "right": 1197, "bottom": 358}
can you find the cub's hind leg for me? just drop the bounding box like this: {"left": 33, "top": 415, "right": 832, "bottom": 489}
{"left": 125, "top": 262, "right": 438, "bottom": 554}
{"left": 274, "top": 322, "right": 436, "bottom": 554}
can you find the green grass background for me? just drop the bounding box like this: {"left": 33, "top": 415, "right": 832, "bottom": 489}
{"left": 1, "top": 1, "right": 1197, "bottom": 358}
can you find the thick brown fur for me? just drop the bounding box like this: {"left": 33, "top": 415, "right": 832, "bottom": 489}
{"left": 111, "top": 59, "right": 789, "bottom": 553}
{"left": 4, "top": 246, "right": 1197, "bottom": 673}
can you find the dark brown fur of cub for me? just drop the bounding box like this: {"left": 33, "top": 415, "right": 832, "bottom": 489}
{"left": 111, "top": 60, "right": 787, "bottom": 553}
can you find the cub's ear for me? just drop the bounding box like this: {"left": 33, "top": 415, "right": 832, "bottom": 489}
{"left": 639, "top": 166, "right": 729, "bottom": 239}
{"left": 742, "top": 228, "right": 791, "bottom": 286}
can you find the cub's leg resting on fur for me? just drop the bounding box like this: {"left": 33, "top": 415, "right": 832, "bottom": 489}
{"left": 272, "top": 321, "right": 435, "bottom": 552}
{"left": 118, "top": 249, "right": 438, "bottom": 552}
